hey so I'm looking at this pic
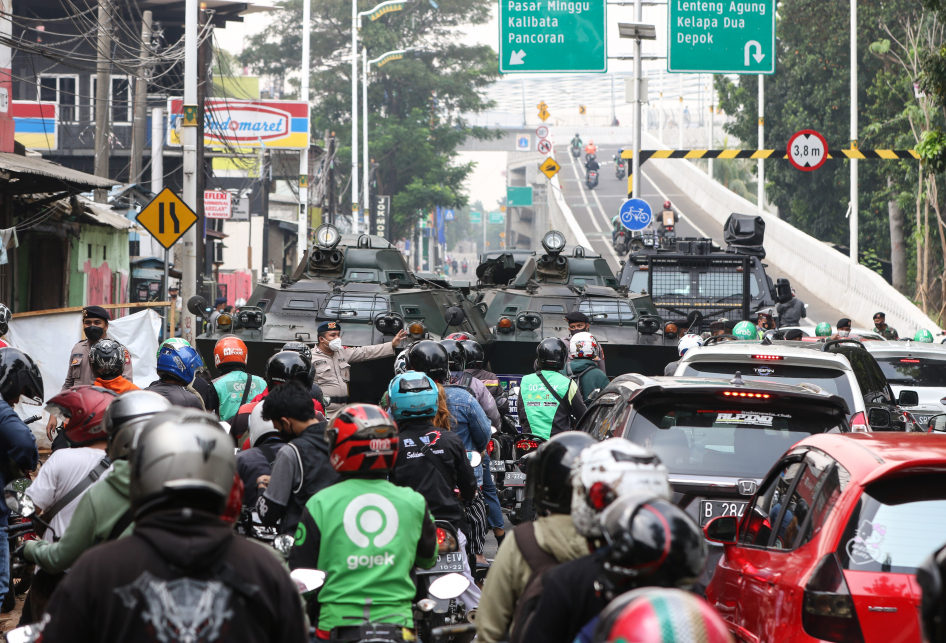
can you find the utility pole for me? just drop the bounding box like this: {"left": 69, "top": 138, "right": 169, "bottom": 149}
{"left": 631, "top": 0, "right": 643, "bottom": 200}
{"left": 93, "top": 0, "right": 112, "bottom": 202}
{"left": 708, "top": 74, "right": 714, "bottom": 181}
{"left": 351, "top": 0, "right": 359, "bottom": 233}
{"left": 181, "top": 0, "right": 199, "bottom": 343}
{"left": 261, "top": 149, "right": 271, "bottom": 276}
{"left": 130, "top": 11, "right": 151, "bottom": 184}
{"left": 151, "top": 106, "right": 168, "bottom": 328}
{"left": 298, "top": 0, "right": 311, "bottom": 253}
{"left": 198, "top": 3, "right": 211, "bottom": 280}
{"left": 757, "top": 75, "right": 764, "bottom": 216}
{"left": 327, "top": 132, "right": 336, "bottom": 226}
{"left": 850, "top": 0, "right": 858, "bottom": 265}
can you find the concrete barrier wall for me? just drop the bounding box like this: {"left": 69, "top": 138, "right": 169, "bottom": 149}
{"left": 639, "top": 132, "right": 939, "bottom": 335}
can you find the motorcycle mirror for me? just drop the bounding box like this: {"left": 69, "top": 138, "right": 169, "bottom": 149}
{"left": 468, "top": 452, "right": 482, "bottom": 468}
{"left": 417, "top": 598, "right": 437, "bottom": 613}
{"left": 187, "top": 295, "right": 209, "bottom": 318}
{"left": 272, "top": 534, "right": 294, "bottom": 558}
{"left": 4, "top": 479, "right": 33, "bottom": 516}
{"left": 290, "top": 568, "right": 326, "bottom": 594}
{"left": 429, "top": 573, "right": 471, "bottom": 600}
{"left": 510, "top": 386, "right": 520, "bottom": 397}
{"left": 5, "top": 624, "right": 40, "bottom": 643}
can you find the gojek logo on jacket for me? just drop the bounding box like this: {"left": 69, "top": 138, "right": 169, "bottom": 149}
{"left": 344, "top": 493, "right": 399, "bottom": 570}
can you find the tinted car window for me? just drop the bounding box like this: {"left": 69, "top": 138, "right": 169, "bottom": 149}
{"left": 792, "top": 449, "right": 849, "bottom": 548}
{"left": 623, "top": 402, "right": 845, "bottom": 478}
{"left": 739, "top": 461, "right": 804, "bottom": 547}
{"left": 322, "top": 296, "right": 387, "bottom": 319}
{"left": 580, "top": 392, "right": 623, "bottom": 440}
{"left": 697, "top": 271, "right": 760, "bottom": 298}
{"left": 578, "top": 300, "right": 637, "bottom": 323}
{"left": 875, "top": 356, "right": 946, "bottom": 387}
{"left": 836, "top": 472, "right": 946, "bottom": 574}
{"left": 681, "top": 362, "right": 856, "bottom": 412}
{"left": 844, "top": 352, "right": 877, "bottom": 402}
{"left": 863, "top": 354, "right": 894, "bottom": 402}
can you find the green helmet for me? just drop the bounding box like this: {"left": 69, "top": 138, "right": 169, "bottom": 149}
{"left": 157, "top": 337, "right": 191, "bottom": 359}
{"left": 732, "top": 321, "right": 758, "bottom": 341}
{"left": 914, "top": 329, "right": 934, "bottom": 343}
{"left": 815, "top": 322, "right": 832, "bottom": 337}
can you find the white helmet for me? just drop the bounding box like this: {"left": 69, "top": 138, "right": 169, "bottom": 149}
{"left": 569, "top": 332, "right": 600, "bottom": 359}
{"left": 249, "top": 402, "right": 277, "bottom": 448}
{"left": 394, "top": 350, "right": 410, "bottom": 376}
{"left": 677, "top": 333, "right": 704, "bottom": 357}
{"left": 570, "top": 438, "right": 671, "bottom": 538}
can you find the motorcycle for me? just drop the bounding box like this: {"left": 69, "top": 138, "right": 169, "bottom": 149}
{"left": 504, "top": 433, "right": 546, "bottom": 525}
{"left": 614, "top": 156, "right": 626, "bottom": 179}
{"left": 570, "top": 145, "right": 581, "bottom": 159}
{"left": 614, "top": 229, "right": 628, "bottom": 256}
{"left": 658, "top": 209, "right": 677, "bottom": 248}
{"left": 585, "top": 169, "right": 599, "bottom": 190}
{"left": 584, "top": 153, "right": 597, "bottom": 170}
{"left": 460, "top": 261, "right": 468, "bottom": 275}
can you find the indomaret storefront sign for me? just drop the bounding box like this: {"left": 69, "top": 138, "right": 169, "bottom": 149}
{"left": 167, "top": 99, "right": 309, "bottom": 149}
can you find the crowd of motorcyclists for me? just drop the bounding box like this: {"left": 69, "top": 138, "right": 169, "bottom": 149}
{"left": 1, "top": 293, "right": 945, "bottom": 643}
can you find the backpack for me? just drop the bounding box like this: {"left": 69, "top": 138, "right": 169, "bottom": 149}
{"left": 447, "top": 371, "right": 476, "bottom": 397}
{"left": 564, "top": 362, "right": 593, "bottom": 393}
{"left": 508, "top": 522, "right": 562, "bottom": 643}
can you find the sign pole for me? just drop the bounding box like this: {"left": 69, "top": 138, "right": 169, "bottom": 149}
{"left": 298, "top": 0, "right": 311, "bottom": 254}
{"left": 708, "top": 75, "right": 714, "bottom": 180}
{"left": 351, "top": 0, "right": 359, "bottom": 233}
{"left": 181, "top": 0, "right": 198, "bottom": 343}
{"left": 758, "top": 75, "right": 764, "bottom": 216}
{"left": 163, "top": 248, "right": 169, "bottom": 340}
{"left": 850, "top": 0, "right": 858, "bottom": 265}
{"left": 631, "top": 0, "right": 642, "bottom": 200}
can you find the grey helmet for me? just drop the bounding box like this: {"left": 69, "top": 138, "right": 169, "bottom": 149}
{"left": 249, "top": 403, "right": 278, "bottom": 447}
{"left": 130, "top": 409, "right": 235, "bottom": 514}
{"left": 0, "top": 303, "right": 11, "bottom": 336}
{"left": 103, "top": 390, "right": 173, "bottom": 460}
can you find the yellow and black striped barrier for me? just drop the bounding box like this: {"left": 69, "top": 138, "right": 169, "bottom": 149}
{"left": 619, "top": 149, "right": 920, "bottom": 193}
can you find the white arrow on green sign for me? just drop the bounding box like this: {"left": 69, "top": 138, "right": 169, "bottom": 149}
{"left": 668, "top": 0, "right": 775, "bottom": 74}
{"left": 499, "top": 0, "right": 607, "bottom": 73}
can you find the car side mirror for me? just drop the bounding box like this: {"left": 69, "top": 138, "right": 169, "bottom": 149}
{"left": 704, "top": 515, "right": 738, "bottom": 544}
{"left": 868, "top": 408, "right": 891, "bottom": 429}
{"left": 929, "top": 414, "right": 946, "bottom": 433}
{"left": 898, "top": 390, "right": 919, "bottom": 407}
{"left": 187, "top": 295, "right": 209, "bottom": 318}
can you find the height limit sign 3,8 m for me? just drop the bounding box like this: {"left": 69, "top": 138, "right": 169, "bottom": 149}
{"left": 668, "top": 0, "right": 775, "bottom": 74}
{"left": 499, "top": 0, "right": 607, "bottom": 73}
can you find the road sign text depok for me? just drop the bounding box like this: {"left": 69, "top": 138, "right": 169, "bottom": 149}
{"left": 668, "top": 0, "right": 775, "bottom": 74}
{"left": 499, "top": 0, "right": 607, "bottom": 73}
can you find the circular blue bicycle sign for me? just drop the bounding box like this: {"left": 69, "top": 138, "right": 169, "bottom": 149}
{"left": 619, "top": 198, "right": 653, "bottom": 231}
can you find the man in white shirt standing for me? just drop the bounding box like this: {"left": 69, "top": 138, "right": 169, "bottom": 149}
{"left": 21, "top": 385, "right": 116, "bottom": 623}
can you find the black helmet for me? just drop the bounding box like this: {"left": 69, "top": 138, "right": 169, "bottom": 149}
{"left": 89, "top": 338, "right": 126, "bottom": 380}
{"left": 598, "top": 496, "right": 707, "bottom": 600}
{"left": 439, "top": 339, "right": 467, "bottom": 372}
{"left": 281, "top": 341, "right": 312, "bottom": 367}
{"left": 536, "top": 337, "right": 568, "bottom": 371}
{"left": 102, "top": 390, "right": 173, "bottom": 460}
{"left": 0, "top": 303, "right": 10, "bottom": 336}
{"left": 0, "top": 348, "right": 43, "bottom": 404}
{"left": 919, "top": 543, "right": 946, "bottom": 643}
{"left": 265, "top": 351, "right": 312, "bottom": 389}
{"left": 461, "top": 340, "right": 485, "bottom": 369}
{"left": 405, "top": 340, "right": 450, "bottom": 383}
{"left": 527, "top": 431, "right": 596, "bottom": 514}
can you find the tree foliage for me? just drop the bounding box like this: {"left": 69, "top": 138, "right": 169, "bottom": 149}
{"left": 239, "top": 0, "right": 500, "bottom": 238}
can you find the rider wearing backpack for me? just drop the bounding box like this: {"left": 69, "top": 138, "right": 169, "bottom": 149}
{"left": 562, "top": 333, "right": 609, "bottom": 404}
{"left": 476, "top": 432, "right": 595, "bottom": 643}
{"left": 518, "top": 339, "right": 587, "bottom": 439}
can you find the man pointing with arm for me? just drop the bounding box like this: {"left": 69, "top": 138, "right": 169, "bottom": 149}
{"left": 310, "top": 321, "right": 408, "bottom": 414}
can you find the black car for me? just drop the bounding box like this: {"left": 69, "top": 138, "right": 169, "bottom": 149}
{"left": 576, "top": 374, "right": 850, "bottom": 590}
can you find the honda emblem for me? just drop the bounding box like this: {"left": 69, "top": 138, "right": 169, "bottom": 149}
{"left": 738, "top": 479, "right": 758, "bottom": 496}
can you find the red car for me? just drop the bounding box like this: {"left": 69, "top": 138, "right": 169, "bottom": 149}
{"left": 704, "top": 433, "right": 946, "bottom": 643}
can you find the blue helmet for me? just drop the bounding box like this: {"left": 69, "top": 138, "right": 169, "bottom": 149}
{"left": 175, "top": 345, "right": 205, "bottom": 372}
{"left": 387, "top": 372, "right": 439, "bottom": 421}
{"left": 156, "top": 345, "right": 196, "bottom": 384}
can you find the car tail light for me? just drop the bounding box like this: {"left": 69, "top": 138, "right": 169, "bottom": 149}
{"left": 802, "top": 554, "right": 865, "bottom": 643}
{"left": 850, "top": 411, "right": 869, "bottom": 433}
{"left": 900, "top": 358, "right": 921, "bottom": 363}
{"left": 722, "top": 391, "right": 772, "bottom": 399}
{"left": 666, "top": 225, "right": 674, "bottom": 231}
{"left": 497, "top": 317, "right": 514, "bottom": 333}
{"left": 516, "top": 439, "right": 539, "bottom": 451}
{"left": 751, "top": 354, "right": 784, "bottom": 361}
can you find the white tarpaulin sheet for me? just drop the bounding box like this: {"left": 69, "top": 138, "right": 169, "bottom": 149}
{"left": 5, "top": 309, "right": 161, "bottom": 446}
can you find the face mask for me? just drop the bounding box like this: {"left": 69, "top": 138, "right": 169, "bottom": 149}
{"left": 84, "top": 326, "right": 105, "bottom": 342}
{"left": 569, "top": 327, "right": 584, "bottom": 336}
{"left": 839, "top": 330, "right": 850, "bottom": 337}
{"left": 328, "top": 338, "right": 343, "bottom": 352}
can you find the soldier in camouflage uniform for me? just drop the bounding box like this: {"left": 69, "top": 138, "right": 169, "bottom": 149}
{"left": 873, "top": 312, "right": 899, "bottom": 340}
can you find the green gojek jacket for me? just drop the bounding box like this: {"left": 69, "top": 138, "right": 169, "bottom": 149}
{"left": 213, "top": 370, "right": 267, "bottom": 422}
{"left": 517, "top": 370, "right": 587, "bottom": 439}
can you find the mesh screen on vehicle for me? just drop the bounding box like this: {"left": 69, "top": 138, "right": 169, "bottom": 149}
{"left": 648, "top": 256, "right": 749, "bottom": 326}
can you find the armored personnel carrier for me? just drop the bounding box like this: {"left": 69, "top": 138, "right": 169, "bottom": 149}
{"left": 472, "top": 231, "right": 678, "bottom": 376}
{"left": 191, "top": 224, "right": 494, "bottom": 403}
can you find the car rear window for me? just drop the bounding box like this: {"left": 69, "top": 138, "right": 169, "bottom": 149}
{"left": 875, "top": 356, "right": 946, "bottom": 388}
{"left": 836, "top": 473, "right": 946, "bottom": 574}
{"left": 624, "top": 402, "right": 845, "bottom": 478}
{"left": 681, "top": 362, "right": 855, "bottom": 412}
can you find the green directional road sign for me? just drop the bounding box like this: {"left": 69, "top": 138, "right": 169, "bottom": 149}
{"left": 507, "top": 186, "right": 534, "bottom": 207}
{"left": 470, "top": 211, "right": 481, "bottom": 224}
{"left": 499, "top": 0, "right": 607, "bottom": 73}
{"left": 668, "top": 0, "right": 775, "bottom": 74}
{"left": 489, "top": 211, "right": 505, "bottom": 224}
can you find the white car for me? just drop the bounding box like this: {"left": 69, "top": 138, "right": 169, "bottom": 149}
{"left": 673, "top": 337, "right": 921, "bottom": 432}
{"left": 863, "top": 340, "right": 946, "bottom": 423}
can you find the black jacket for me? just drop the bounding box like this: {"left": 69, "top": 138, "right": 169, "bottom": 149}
{"left": 521, "top": 553, "right": 606, "bottom": 643}
{"left": 389, "top": 420, "right": 477, "bottom": 530}
{"left": 38, "top": 509, "right": 307, "bottom": 643}
{"left": 465, "top": 367, "right": 510, "bottom": 415}
{"left": 236, "top": 435, "right": 287, "bottom": 507}
{"left": 145, "top": 379, "right": 204, "bottom": 409}
{"left": 192, "top": 374, "right": 221, "bottom": 416}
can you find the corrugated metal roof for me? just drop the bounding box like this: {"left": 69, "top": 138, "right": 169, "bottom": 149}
{"left": 77, "top": 196, "right": 132, "bottom": 230}
{"left": 0, "top": 152, "right": 117, "bottom": 190}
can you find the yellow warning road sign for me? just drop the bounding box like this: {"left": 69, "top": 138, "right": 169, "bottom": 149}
{"left": 579, "top": 105, "right": 586, "bottom": 115}
{"left": 137, "top": 188, "right": 199, "bottom": 250}
{"left": 538, "top": 107, "right": 551, "bottom": 121}
{"left": 537, "top": 101, "right": 548, "bottom": 110}
{"left": 539, "top": 157, "right": 561, "bottom": 180}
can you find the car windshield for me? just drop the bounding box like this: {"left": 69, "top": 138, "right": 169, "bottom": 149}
{"left": 319, "top": 295, "right": 387, "bottom": 320}
{"left": 624, "top": 402, "right": 844, "bottom": 478}
{"left": 836, "top": 473, "right": 946, "bottom": 574}
{"left": 697, "top": 272, "right": 760, "bottom": 298}
{"left": 874, "top": 356, "right": 946, "bottom": 387}
{"left": 681, "top": 362, "right": 855, "bottom": 414}
{"left": 578, "top": 299, "right": 636, "bottom": 323}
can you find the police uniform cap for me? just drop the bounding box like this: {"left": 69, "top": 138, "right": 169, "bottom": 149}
{"left": 82, "top": 305, "right": 111, "bottom": 322}
{"left": 564, "top": 311, "right": 590, "bottom": 324}
{"left": 318, "top": 321, "right": 341, "bottom": 334}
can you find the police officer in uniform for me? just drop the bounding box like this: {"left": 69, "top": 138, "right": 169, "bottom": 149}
{"left": 310, "top": 320, "right": 407, "bottom": 414}
{"left": 47, "top": 306, "right": 133, "bottom": 444}
{"left": 563, "top": 311, "right": 606, "bottom": 374}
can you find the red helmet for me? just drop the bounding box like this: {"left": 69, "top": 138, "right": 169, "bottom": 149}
{"left": 46, "top": 386, "right": 117, "bottom": 446}
{"left": 594, "top": 588, "right": 733, "bottom": 643}
{"left": 444, "top": 332, "right": 472, "bottom": 341}
{"left": 221, "top": 473, "right": 244, "bottom": 525}
{"left": 325, "top": 403, "right": 398, "bottom": 474}
{"left": 663, "top": 200, "right": 672, "bottom": 209}
{"left": 213, "top": 336, "right": 247, "bottom": 368}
